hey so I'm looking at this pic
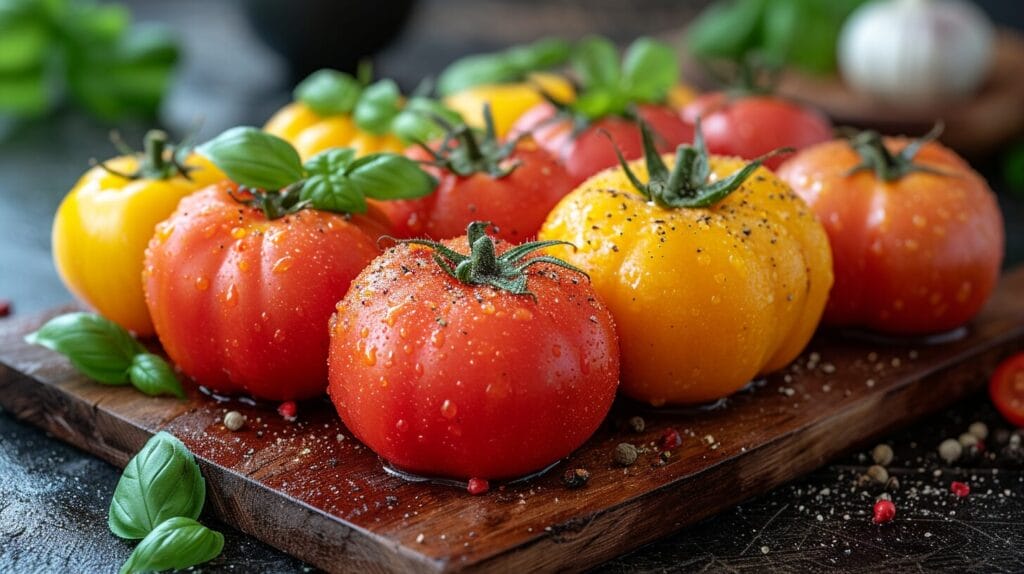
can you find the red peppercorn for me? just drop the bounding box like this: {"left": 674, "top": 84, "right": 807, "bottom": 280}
{"left": 950, "top": 481, "right": 970, "bottom": 498}
{"left": 872, "top": 499, "right": 896, "bottom": 524}
{"left": 661, "top": 428, "right": 682, "bottom": 450}
{"left": 467, "top": 477, "right": 490, "bottom": 495}
{"left": 277, "top": 400, "right": 297, "bottom": 421}
{"left": 0, "top": 299, "right": 10, "bottom": 318}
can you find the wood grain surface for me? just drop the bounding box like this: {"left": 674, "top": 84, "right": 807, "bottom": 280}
{"left": 2, "top": 267, "right": 1023, "bottom": 573}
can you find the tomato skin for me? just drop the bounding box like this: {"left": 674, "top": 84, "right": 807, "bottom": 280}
{"left": 539, "top": 155, "right": 832, "bottom": 405}
{"left": 264, "top": 102, "right": 405, "bottom": 161}
{"left": 52, "top": 154, "right": 224, "bottom": 336}
{"left": 681, "top": 93, "right": 832, "bottom": 170}
{"left": 990, "top": 353, "right": 1024, "bottom": 428}
{"left": 143, "top": 183, "right": 388, "bottom": 400}
{"left": 778, "top": 138, "right": 1004, "bottom": 334}
{"left": 443, "top": 72, "right": 575, "bottom": 139}
{"left": 327, "top": 239, "right": 620, "bottom": 480}
{"left": 510, "top": 102, "right": 694, "bottom": 186}
{"left": 381, "top": 138, "right": 575, "bottom": 242}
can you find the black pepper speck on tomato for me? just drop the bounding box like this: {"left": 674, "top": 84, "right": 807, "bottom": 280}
{"left": 327, "top": 222, "right": 620, "bottom": 480}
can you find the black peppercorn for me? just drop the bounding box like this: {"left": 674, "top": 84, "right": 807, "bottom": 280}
{"left": 562, "top": 468, "right": 590, "bottom": 489}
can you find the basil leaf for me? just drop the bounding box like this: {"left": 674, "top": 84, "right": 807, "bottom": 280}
{"left": 686, "top": 0, "right": 766, "bottom": 61}
{"left": 25, "top": 312, "right": 145, "bottom": 385}
{"left": 390, "top": 97, "right": 461, "bottom": 143}
{"left": 437, "top": 38, "right": 570, "bottom": 96}
{"left": 198, "top": 127, "right": 304, "bottom": 191}
{"left": 573, "top": 36, "right": 621, "bottom": 91}
{"left": 109, "top": 432, "right": 206, "bottom": 540}
{"left": 129, "top": 353, "right": 184, "bottom": 399}
{"left": 505, "top": 38, "right": 572, "bottom": 75}
{"left": 120, "top": 517, "right": 223, "bottom": 574}
{"left": 294, "top": 68, "right": 362, "bottom": 116}
{"left": 353, "top": 79, "right": 401, "bottom": 135}
{"left": 622, "top": 38, "right": 679, "bottom": 103}
{"left": 347, "top": 153, "right": 437, "bottom": 200}
{"left": 301, "top": 148, "right": 366, "bottom": 214}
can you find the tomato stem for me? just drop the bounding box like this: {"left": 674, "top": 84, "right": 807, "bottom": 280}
{"left": 416, "top": 105, "right": 522, "bottom": 178}
{"left": 94, "top": 129, "right": 195, "bottom": 182}
{"left": 846, "top": 123, "right": 950, "bottom": 182}
{"left": 389, "top": 221, "right": 587, "bottom": 298}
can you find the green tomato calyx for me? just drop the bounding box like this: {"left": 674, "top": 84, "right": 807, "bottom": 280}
{"left": 614, "top": 119, "right": 785, "bottom": 209}
{"left": 95, "top": 130, "right": 195, "bottom": 182}
{"left": 392, "top": 221, "right": 588, "bottom": 299}
{"left": 415, "top": 105, "right": 522, "bottom": 179}
{"left": 847, "top": 123, "right": 949, "bottom": 182}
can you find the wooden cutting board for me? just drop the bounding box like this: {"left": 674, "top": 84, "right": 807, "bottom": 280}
{"left": 2, "top": 267, "right": 1023, "bottom": 573}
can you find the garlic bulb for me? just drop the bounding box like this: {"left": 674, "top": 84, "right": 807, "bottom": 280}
{"left": 838, "top": 0, "right": 994, "bottom": 102}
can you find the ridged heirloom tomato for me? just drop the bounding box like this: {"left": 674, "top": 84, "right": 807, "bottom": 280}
{"left": 382, "top": 110, "right": 575, "bottom": 242}
{"left": 143, "top": 128, "right": 435, "bottom": 400}
{"left": 539, "top": 124, "right": 833, "bottom": 405}
{"left": 52, "top": 131, "right": 224, "bottom": 335}
{"left": 328, "top": 223, "right": 619, "bottom": 479}
{"left": 778, "top": 128, "right": 1004, "bottom": 334}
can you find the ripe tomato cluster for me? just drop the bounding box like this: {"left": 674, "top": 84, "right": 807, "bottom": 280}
{"left": 50, "top": 35, "right": 1006, "bottom": 482}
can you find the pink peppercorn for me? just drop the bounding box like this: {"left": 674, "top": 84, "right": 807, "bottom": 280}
{"left": 467, "top": 478, "right": 490, "bottom": 495}
{"left": 661, "top": 428, "right": 682, "bottom": 450}
{"left": 872, "top": 499, "right": 896, "bottom": 524}
{"left": 950, "top": 481, "right": 970, "bottom": 498}
{"left": 278, "top": 400, "right": 297, "bottom": 421}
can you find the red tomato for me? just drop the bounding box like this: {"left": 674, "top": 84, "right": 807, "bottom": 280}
{"left": 778, "top": 134, "right": 1004, "bottom": 334}
{"left": 382, "top": 137, "right": 575, "bottom": 242}
{"left": 681, "top": 93, "right": 832, "bottom": 170}
{"left": 510, "top": 102, "right": 693, "bottom": 186}
{"left": 144, "top": 183, "right": 389, "bottom": 400}
{"left": 327, "top": 224, "right": 620, "bottom": 479}
{"left": 991, "top": 353, "right": 1024, "bottom": 428}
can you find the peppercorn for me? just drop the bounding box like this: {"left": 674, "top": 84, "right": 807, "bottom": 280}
{"left": 614, "top": 443, "right": 638, "bottom": 466}
{"left": 968, "top": 422, "right": 989, "bottom": 441}
{"left": 467, "top": 478, "right": 490, "bottom": 495}
{"left": 866, "top": 464, "right": 889, "bottom": 484}
{"left": 938, "top": 438, "right": 962, "bottom": 464}
{"left": 876, "top": 492, "right": 892, "bottom": 501}
{"left": 277, "top": 400, "right": 297, "bottom": 421}
{"left": 659, "top": 451, "right": 672, "bottom": 463}
{"left": 627, "top": 416, "right": 646, "bottom": 433}
{"left": 884, "top": 476, "right": 900, "bottom": 492}
{"left": 872, "top": 499, "right": 896, "bottom": 524}
{"left": 950, "top": 481, "right": 970, "bottom": 498}
{"left": 223, "top": 410, "right": 246, "bottom": 431}
{"left": 661, "top": 428, "right": 682, "bottom": 450}
{"left": 871, "top": 444, "right": 894, "bottom": 466}
{"left": 993, "top": 428, "right": 1011, "bottom": 446}
{"left": 958, "top": 432, "right": 979, "bottom": 448}
{"left": 562, "top": 468, "right": 590, "bottom": 489}
{"left": 855, "top": 473, "right": 873, "bottom": 488}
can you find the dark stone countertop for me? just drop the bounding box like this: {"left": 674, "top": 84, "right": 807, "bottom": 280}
{"left": 1, "top": 1, "right": 1023, "bottom": 572}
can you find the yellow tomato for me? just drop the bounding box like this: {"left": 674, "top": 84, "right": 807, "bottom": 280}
{"left": 667, "top": 82, "right": 699, "bottom": 109}
{"left": 539, "top": 154, "right": 832, "bottom": 405}
{"left": 52, "top": 133, "right": 224, "bottom": 336}
{"left": 264, "top": 102, "right": 404, "bottom": 161}
{"left": 443, "top": 72, "right": 574, "bottom": 138}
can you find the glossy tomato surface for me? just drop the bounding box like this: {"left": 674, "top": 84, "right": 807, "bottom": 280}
{"left": 510, "top": 102, "right": 693, "bottom": 186}
{"left": 327, "top": 238, "right": 620, "bottom": 480}
{"left": 143, "top": 183, "right": 388, "bottom": 400}
{"left": 990, "top": 353, "right": 1024, "bottom": 428}
{"left": 778, "top": 138, "right": 1004, "bottom": 334}
{"left": 381, "top": 138, "right": 575, "bottom": 242}
{"left": 681, "top": 93, "right": 832, "bottom": 170}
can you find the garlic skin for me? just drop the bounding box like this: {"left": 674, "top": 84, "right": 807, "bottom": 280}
{"left": 839, "top": 0, "right": 994, "bottom": 103}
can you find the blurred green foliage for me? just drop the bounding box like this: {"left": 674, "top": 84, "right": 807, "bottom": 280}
{"left": 687, "top": 0, "right": 866, "bottom": 75}
{"left": 0, "top": 0, "right": 178, "bottom": 120}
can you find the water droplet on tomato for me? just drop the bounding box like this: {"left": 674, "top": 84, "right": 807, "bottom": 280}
{"left": 237, "top": 259, "right": 250, "bottom": 272}
{"left": 396, "top": 419, "right": 407, "bottom": 431}
{"left": 230, "top": 226, "right": 246, "bottom": 239}
{"left": 513, "top": 308, "right": 533, "bottom": 321}
{"left": 485, "top": 380, "right": 510, "bottom": 399}
{"left": 403, "top": 344, "right": 414, "bottom": 355}
{"left": 194, "top": 276, "right": 209, "bottom": 291}
{"left": 362, "top": 345, "right": 377, "bottom": 366}
{"left": 360, "top": 327, "right": 369, "bottom": 339}
{"left": 379, "top": 376, "right": 389, "bottom": 388}
{"left": 697, "top": 253, "right": 711, "bottom": 266}
{"left": 714, "top": 273, "right": 726, "bottom": 285}
{"left": 430, "top": 329, "right": 445, "bottom": 348}
{"left": 912, "top": 215, "right": 927, "bottom": 228}
{"left": 224, "top": 284, "right": 238, "bottom": 307}
{"left": 711, "top": 294, "right": 721, "bottom": 305}
{"left": 551, "top": 344, "right": 562, "bottom": 358}
{"left": 399, "top": 326, "right": 409, "bottom": 339}
{"left": 440, "top": 400, "right": 457, "bottom": 419}
{"left": 272, "top": 256, "right": 293, "bottom": 274}
{"left": 413, "top": 362, "right": 424, "bottom": 377}
{"left": 156, "top": 222, "right": 174, "bottom": 242}
{"left": 480, "top": 301, "right": 496, "bottom": 315}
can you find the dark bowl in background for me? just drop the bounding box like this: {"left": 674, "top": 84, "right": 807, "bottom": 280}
{"left": 243, "top": 0, "right": 417, "bottom": 83}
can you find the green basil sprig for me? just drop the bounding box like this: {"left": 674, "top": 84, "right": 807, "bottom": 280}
{"left": 111, "top": 433, "right": 223, "bottom": 573}
{"left": 569, "top": 36, "right": 679, "bottom": 120}
{"left": 25, "top": 312, "right": 184, "bottom": 398}
{"left": 109, "top": 431, "right": 206, "bottom": 539}
{"left": 294, "top": 68, "right": 363, "bottom": 116}
{"left": 198, "top": 127, "right": 436, "bottom": 218}
{"left": 437, "top": 37, "right": 571, "bottom": 96}
{"left": 120, "top": 517, "right": 224, "bottom": 574}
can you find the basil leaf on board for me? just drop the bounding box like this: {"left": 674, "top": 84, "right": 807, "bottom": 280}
{"left": 129, "top": 353, "right": 185, "bottom": 399}
{"left": 120, "top": 517, "right": 223, "bottom": 574}
{"left": 572, "top": 36, "right": 621, "bottom": 92}
{"left": 352, "top": 79, "right": 402, "bottom": 135}
{"left": 25, "top": 312, "right": 144, "bottom": 385}
{"left": 347, "top": 153, "right": 438, "bottom": 200}
{"left": 198, "top": 127, "right": 304, "bottom": 191}
{"left": 622, "top": 37, "right": 679, "bottom": 103}
{"left": 294, "top": 68, "right": 363, "bottom": 116}
{"left": 109, "top": 432, "right": 206, "bottom": 540}
{"left": 301, "top": 148, "right": 367, "bottom": 214}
